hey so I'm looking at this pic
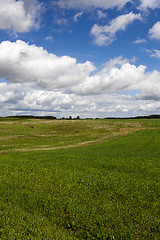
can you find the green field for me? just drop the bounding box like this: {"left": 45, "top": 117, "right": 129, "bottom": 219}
{"left": 0, "top": 118, "right": 160, "bottom": 239}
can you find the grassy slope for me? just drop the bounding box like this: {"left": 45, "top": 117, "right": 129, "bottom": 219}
{"left": 0, "top": 119, "right": 142, "bottom": 152}
{"left": 0, "top": 119, "right": 160, "bottom": 239}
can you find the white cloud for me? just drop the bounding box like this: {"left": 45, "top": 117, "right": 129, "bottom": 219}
{"left": 149, "top": 21, "right": 160, "bottom": 40}
{"left": 146, "top": 49, "right": 160, "bottom": 59}
{"left": 0, "top": 82, "right": 25, "bottom": 104}
{"left": 139, "top": 0, "right": 160, "bottom": 10}
{"left": 70, "top": 56, "right": 160, "bottom": 103}
{"left": 90, "top": 12, "right": 142, "bottom": 46}
{"left": 0, "top": 40, "right": 160, "bottom": 117}
{"left": 0, "top": 82, "right": 142, "bottom": 118}
{"left": 1, "top": 42, "right": 160, "bottom": 104}
{"left": 0, "top": 40, "right": 95, "bottom": 89}
{"left": 45, "top": 36, "right": 54, "bottom": 41}
{"left": 139, "top": 101, "right": 160, "bottom": 112}
{"left": 97, "top": 10, "right": 107, "bottom": 19}
{"left": 72, "top": 57, "right": 146, "bottom": 95}
{"left": 53, "top": 0, "right": 131, "bottom": 10}
{"left": 133, "top": 38, "right": 147, "bottom": 44}
{"left": 55, "top": 17, "right": 68, "bottom": 26}
{"left": 136, "top": 70, "right": 160, "bottom": 100}
{"left": 0, "top": 0, "right": 42, "bottom": 33}
{"left": 74, "top": 11, "right": 83, "bottom": 22}
{"left": 1, "top": 81, "right": 160, "bottom": 118}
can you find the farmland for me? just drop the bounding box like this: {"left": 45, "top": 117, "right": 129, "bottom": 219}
{"left": 0, "top": 118, "right": 160, "bottom": 239}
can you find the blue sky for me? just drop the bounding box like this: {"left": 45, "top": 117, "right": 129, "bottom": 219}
{"left": 0, "top": 0, "right": 160, "bottom": 118}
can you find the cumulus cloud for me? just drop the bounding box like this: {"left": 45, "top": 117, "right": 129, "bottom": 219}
{"left": 0, "top": 0, "right": 42, "bottom": 33}
{"left": 90, "top": 12, "right": 142, "bottom": 46}
{"left": 0, "top": 40, "right": 160, "bottom": 117}
{"left": 149, "top": 21, "right": 160, "bottom": 40}
{"left": 1, "top": 81, "right": 160, "bottom": 118}
{"left": 0, "top": 40, "right": 95, "bottom": 89}
{"left": 1, "top": 41, "right": 160, "bottom": 102}
{"left": 70, "top": 56, "right": 160, "bottom": 103}
{"left": 0, "top": 82, "right": 142, "bottom": 118}
{"left": 1, "top": 41, "right": 160, "bottom": 103}
{"left": 0, "top": 82, "right": 25, "bottom": 104}
{"left": 139, "top": 101, "right": 160, "bottom": 112}
{"left": 136, "top": 70, "right": 160, "bottom": 100}
{"left": 72, "top": 57, "right": 146, "bottom": 95}
{"left": 53, "top": 0, "right": 131, "bottom": 10}
{"left": 139, "top": 0, "right": 160, "bottom": 10}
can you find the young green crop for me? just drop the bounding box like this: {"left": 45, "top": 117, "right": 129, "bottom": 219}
{"left": 0, "top": 119, "right": 160, "bottom": 239}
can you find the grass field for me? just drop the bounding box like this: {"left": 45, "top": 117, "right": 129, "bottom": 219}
{"left": 0, "top": 118, "right": 160, "bottom": 239}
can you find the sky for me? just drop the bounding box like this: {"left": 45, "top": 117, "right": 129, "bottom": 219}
{"left": 0, "top": 0, "right": 160, "bottom": 118}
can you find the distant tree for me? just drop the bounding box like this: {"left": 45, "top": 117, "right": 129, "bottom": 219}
{"left": 76, "top": 116, "right": 80, "bottom": 119}
{"left": 69, "top": 116, "right": 72, "bottom": 120}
